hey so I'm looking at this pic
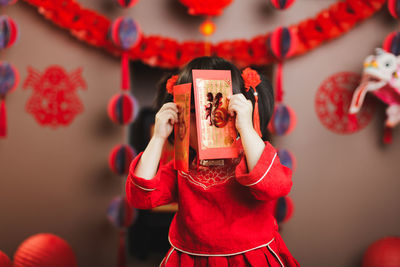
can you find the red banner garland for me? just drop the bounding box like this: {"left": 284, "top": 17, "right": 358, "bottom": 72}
{"left": 21, "top": 0, "right": 387, "bottom": 69}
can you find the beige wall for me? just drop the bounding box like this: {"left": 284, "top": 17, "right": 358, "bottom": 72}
{"left": 0, "top": 1, "right": 399, "bottom": 266}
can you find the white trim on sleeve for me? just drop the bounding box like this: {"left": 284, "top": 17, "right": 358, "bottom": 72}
{"left": 244, "top": 152, "right": 277, "bottom": 187}
{"left": 130, "top": 179, "right": 156, "bottom": 191}
{"left": 267, "top": 243, "right": 285, "bottom": 267}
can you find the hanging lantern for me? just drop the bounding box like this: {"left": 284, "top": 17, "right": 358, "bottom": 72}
{"left": 362, "top": 237, "right": 400, "bottom": 267}
{"left": 0, "top": 0, "right": 17, "bottom": 6}
{"left": 277, "top": 148, "right": 296, "bottom": 171}
{"left": 383, "top": 31, "right": 400, "bottom": 56}
{"left": 388, "top": 0, "right": 400, "bottom": 19}
{"left": 108, "top": 144, "right": 136, "bottom": 175}
{"left": 274, "top": 196, "right": 294, "bottom": 224}
{"left": 0, "top": 15, "right": 18, "bottom": 50}
{"left": 0, "top": 250, "right": 12, "bottom": 267}
{"left": 107, "top": 93, "right": 135, "bottom": 125}
{"left": 107, "top": 196, "right": 135, "bottom": 228}
{"left": 115, "top": 0, "right": 138, "bottom": 8}
{"left": 270, "top": 0, "right": 296, "bottom": 10}
{"left": 109, "top": 17, "right": 141, "bottom": 90}
{"left": 268, "top": 103, "right": 296, "bottom": 136}
{"left": 13, "top": 233, "right": 77, "bottom": 267}
{"left": 179, "top": 0, "right": 232, "bottom": 16}
{"left": 0, "top": 61, "right": 19, "bottom": 138}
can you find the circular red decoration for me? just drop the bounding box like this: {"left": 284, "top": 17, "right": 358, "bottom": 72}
{"left": 13, "top": 233, "right": 77, "bottom": 267}
{"left": 23, "top": 66, "right": 86, "bottom": 128}
{"left": 383, "top": 31, "right": 400, "bottom": 56}
{"left": 362, "top": 237, "right": 400, "bottom": 267}
{"left": 267, "top": 27, "right": 298, "bottom": 61}
{"left": 315, "top": 72, "right": 375, "bottom": 134}
{"left": 179, "top": 0, "right": 233, "bottom": 16}
{"left": 0, "top": 250, "right": 12, "bottom": 267}
{"left": 107, "top": 196, "right": 135, "bottom": 228}
{"left": 108, "top": 144, "right": 136, "bottom": 175}
{"left": 0, "top": 15, "right": 19, "bottom": 49}
{"left": 109, "top": 16, "right": 141, "bottom": 50}
{"left": 268, "top": 104, "right": 297, "bottom": 136}
{"left": 107, "top": 93, "right": 135, "bottom": 125}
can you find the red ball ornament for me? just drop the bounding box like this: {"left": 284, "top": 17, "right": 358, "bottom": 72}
{"left": 277, "top": 148, "right": 296, "bottom": 171}
{"left": 109, "top": 16, "right": 141, "bottom": 50}
{"left": 107, "top": 93, "right": 135, "bottom": 125}
{"left": 383, "top": 31, "right": 400, "bottom": 56}
{"left": 267, "top": 27, "right": 298, "bottom": 61}
{"left": 268, "top": 104, "right": 297, "bottom": 136}
{"left": 274, "top": 196, "right": 294, "bottom": 224}
{"left": 115, "top": 0, "right": 138, "bottom": 8}
{"left": 362, "top": 237, "right": 400, "bottom": 267}
{"left": 0, "top": 250, "right": 12, "bottom": 267}
{"left": 0, "top": 0, "right": 17, "bottom": 6}
{"left": 0, "top": 15, "right": 18, "bottom": 49}
{"left": 388, "top": 0, "right": 400, "bottom": 19}
{"left": 108, "top": 144, "right": 136, "bottom": 175}
{"left": 270, "top": 0, "right": 295, "bottom": 10}
{"left": 107, "top": 196, "right": 135, "bottom": 228}
{"left": 179, "top": 0, "right": 233, "bottom": 16}
{"left": 13, "top": 233, "right": 77, "bottom": 267}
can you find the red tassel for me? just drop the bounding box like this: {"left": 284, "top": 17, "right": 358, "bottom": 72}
{"left": 253, "top": 94, "right": 262, "bottom": 137}
{"left": 121, "top": 53, "right": 130, "bottom": 91}
{"left": 383, "top": 127, "right": 393, "bottom": 144}
{"left": 0, "top": 99, "right": 7, "bottom": 138}
{"left": 117, "top": 229, "right": 126, "bottom": 267}
{"left": 276, "top": 62, "right": 284, "bottom": 103}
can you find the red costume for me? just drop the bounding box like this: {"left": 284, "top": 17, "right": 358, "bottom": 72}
{"left": 126, "top": 141, "right": 300, "bottom": 266}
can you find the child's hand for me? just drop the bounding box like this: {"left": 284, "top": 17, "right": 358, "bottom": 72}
{"left": 153, "top": 103, "right": 179, "bottom": 140}
{"left": 228, "top": 94, "right": 254, "bottom": 134}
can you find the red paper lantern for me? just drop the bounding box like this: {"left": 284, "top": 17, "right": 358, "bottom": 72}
{"left": 270, "top": 0, "right": 295, "bottom": 10}
{"left": 388, "top": 0, "right": 400, "bottom": 19}
{"left": 13, "top": 233, "right": 77, "bottom": 267}
{"left": 179, "top": 0, "right": 233, "bottom": 16}
{"left": 268, "top": 27, "right": 298, "bottom": 61}
{"left": 0, "top": 15, "right": 18, "bottom": 49}
{"left": 362, "top": 237, "right": 400, "bottom": 267}
{"left": 268, "top": 104, "right": 297, "bottom": 136}
{"left": 115, "top": 0, "right": 138, "bottom": 8}
{"left": 277, "top": 148, "right": 296, "bottom": 171}
{"left": 107, "top": 196, "right": 135, "bottom": 228}
{"left": 274, "top": 196, "right": 294, "bottom": 224}
{"left": 107, "top": 93, "right": 135, "bottom": 125}
{"left": 0, "top": 250, "right": 12, "bottom": 267}
{"left": 383, "top": 31, "right": 400, "bottom": 56}
{"left": 108, "top": 144, "right": 136, "bottom": 175}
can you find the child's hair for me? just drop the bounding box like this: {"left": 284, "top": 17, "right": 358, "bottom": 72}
{"left": 154, "top": 56, "right": 274, "bottom": 141}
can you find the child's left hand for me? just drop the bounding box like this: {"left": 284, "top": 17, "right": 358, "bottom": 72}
{"left": 228, "top": 94, "right": 254, "bottom": 134}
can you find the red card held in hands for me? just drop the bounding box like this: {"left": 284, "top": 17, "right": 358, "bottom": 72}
{"left": 192, "top": 69, "right": 238, "bottom": 160}
{"left": 174, "top": 83, "right": 192, "bottom": 172}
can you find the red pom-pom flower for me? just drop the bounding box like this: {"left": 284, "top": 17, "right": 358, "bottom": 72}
{"left": 166, "top": 75, "right": 179, "bottom": 94}
{"left": 241, "top": 67, "right": 261, "bottom": 92}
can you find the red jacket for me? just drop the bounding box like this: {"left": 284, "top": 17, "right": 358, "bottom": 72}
{"left": 126, "top": 141, "right": 293, "bottom": 256}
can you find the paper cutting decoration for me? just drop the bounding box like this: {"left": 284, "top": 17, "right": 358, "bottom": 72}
{"left": 316, "top": 72, "right": 375, "bottom": 134}
{"left": 174, "top": 83, "right": 191, "bottom": 172}
{"left": 192, "top": 69, "right": 237, "bottom": 160}
{"left": 348, "top": 48, "right": 400, "bottom": 142}
{"left": 23, "top": 66, "right": 86, "bottom": 128}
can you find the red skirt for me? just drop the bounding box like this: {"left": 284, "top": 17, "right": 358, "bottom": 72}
{"left": 160, "top": 234, "right": 300, "bottom": 267}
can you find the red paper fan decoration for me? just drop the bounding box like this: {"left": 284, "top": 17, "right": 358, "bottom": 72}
{"left": 362, "top": 237, "right": 400, "bottom": 267}
{"left": 0, "top": 61, "right": 19, "bottom": 137}
{"left": 270, "top": 0, "right": 296, "bottom": 10}
{"left": 388, "top": 0, "right": 400, "bottom": 19}
{"left": 13, "top": 233, "right": 77, "bottom": 267}
{"left": 109, "top": 17, "right": 141, "bottom": 90}
{"left": 315, "top": 72, "right": 375, "bottom": 134}
{"left": 107, "top": 93, "right": 135, "bottom": 125}
{"left": 0, "top": 250, "right": 12, "bottom": 267}
{"left": 179, "top": 0, "right": 233, "bottom": 16}
{"left": 0, "top": 15, "right": 18, "bottom": 49}
{"left": 108, "top": 144, "right": 136, "bottom": 175}
{"left": 383, "top": 31, "right": 400, "bottom": 56}
{"left": 115, "top": 0, "right": 138, "bottom": 8}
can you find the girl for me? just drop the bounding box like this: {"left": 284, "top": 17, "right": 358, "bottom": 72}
{"left": 126, "top": 57, "right": 300, "bottom": 267}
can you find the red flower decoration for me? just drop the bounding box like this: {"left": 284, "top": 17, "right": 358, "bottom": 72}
{"left": 241, "top": 67, "right": 261, "bottom": 92}
{"left": 166, "top": 75, "right": 178, "bottom": 94}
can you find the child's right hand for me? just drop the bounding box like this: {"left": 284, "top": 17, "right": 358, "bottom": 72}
{"left": 153, "top": 103, "right": 179, "bottom": 140}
